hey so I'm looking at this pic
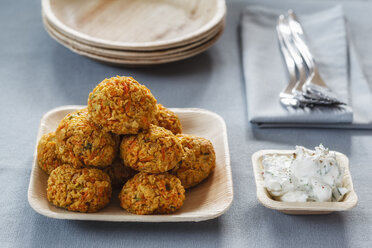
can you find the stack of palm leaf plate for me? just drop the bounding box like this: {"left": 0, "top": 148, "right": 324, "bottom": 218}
{"left": 42, "top": 0, "right": 226, "bottom": 66}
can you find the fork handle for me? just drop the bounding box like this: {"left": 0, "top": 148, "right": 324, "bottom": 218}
{"left": 287, "top": 10, "right": 327, "bottom": 88}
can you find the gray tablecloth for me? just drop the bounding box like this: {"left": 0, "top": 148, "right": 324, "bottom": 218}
{"left": 1, "top": 0, "right": 372, "bottom": 247}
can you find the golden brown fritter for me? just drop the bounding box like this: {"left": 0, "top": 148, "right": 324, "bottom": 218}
{"left": 172, "top": 134, "right": 216, "bottom": 188}
{"left": 153, "top": 104, "right": 182, "bottom": 135}
{"left": 55, "top": 108, "right": 118, "bottom": 168}
{"left": 87, "top": 76, "right": 158, "bottom": 135}
{"left": 103, "top": 157, "right": 137, "bottom": 189}
{"left": 47, "top": 165, "right": 112, "bottom": 213}
{"left": 120, "top": 125, "right": 183, "bottom": 173}
{"left": 37, "top": 132, "right": 61, "bottom": 174}
{"left": 119, "top": 172, "right": 185, "bottom": 215}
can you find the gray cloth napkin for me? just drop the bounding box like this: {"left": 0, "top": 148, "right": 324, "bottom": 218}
{"left": 241, "top": 5, "right": 372, "bottom": 128}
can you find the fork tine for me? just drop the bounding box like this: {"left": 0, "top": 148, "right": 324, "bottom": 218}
{"left": 277, "top": 16, "right": 321, "bottom": 108}
{"left": 276, "top": 16, "right": 303, "bottom": 108}
{"left": 287, "top": 10, "right": 325, "bottom": 87}
{"left": 277, "top": 15, "right": 307, "bottom": 95}
{"left": 276, "top": 17, "right": 297, "bottom": 95}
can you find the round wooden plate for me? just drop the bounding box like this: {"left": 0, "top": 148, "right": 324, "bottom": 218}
{"left": 45, "top": 21, "right": 224, "bottom": 66}
{"left": 43, "top": 13, "right": 225, "bottom": 59}
{"left": 42, "top": 0, "right": 226, "bottom": 51}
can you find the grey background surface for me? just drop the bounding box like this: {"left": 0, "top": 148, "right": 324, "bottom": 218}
{"left": 1, "top": 0, "right": 371, "bottom": 247}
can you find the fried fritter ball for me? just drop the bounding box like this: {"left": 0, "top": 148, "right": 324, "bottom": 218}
{"left": 153, "top": 104, "right": 182, "bottom": 135}
{"left": 47, "top": 165, "right": 112, "bottom": 213}
{"left": 55, "top": 108, "right": 118, "bottom": 168}
{"left": 120, "top": 125, "right": 183, "bottom": 173}
{"left": 103, "top": 157, "right": 137, "bottom": 189}
{"left": 119, "top": 172, "right": 185, "bottom": 215}
{"left": 37, "top": 132, "right": 61, "bottom": 174}
{"left": 87, "top": 76, "right": 158, "bottom": 135}
{"left": 172, "top": 134, "right": 216, "bottom": 188}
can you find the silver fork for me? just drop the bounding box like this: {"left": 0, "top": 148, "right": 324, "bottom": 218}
{"left": 276, "top": 15, "right": 302, "bottom": 108}
{"left": 277, "top": 15, "right": 337, "bottom": 107}
{"left": 287, "top": 10, "right": 346, "bottom": 105}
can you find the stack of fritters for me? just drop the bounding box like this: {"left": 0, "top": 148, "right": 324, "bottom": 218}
{"left": 37, "top": 76, "right": 216, "bottom": 215}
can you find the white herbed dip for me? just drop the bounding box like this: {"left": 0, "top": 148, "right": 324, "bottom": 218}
{"left": 262, "top": 145, "right": 348, "bottom": 202}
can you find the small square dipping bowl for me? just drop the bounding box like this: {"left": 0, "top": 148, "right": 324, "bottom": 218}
{"left": 252, "top": 150, "right": 358, "bottom": 215}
